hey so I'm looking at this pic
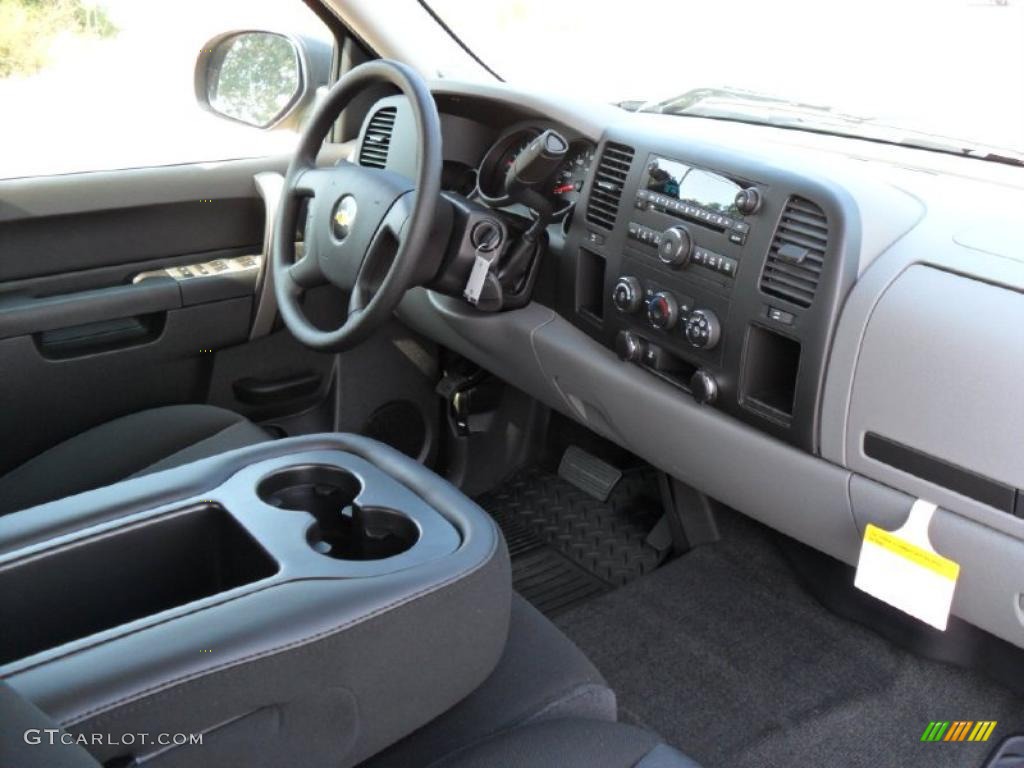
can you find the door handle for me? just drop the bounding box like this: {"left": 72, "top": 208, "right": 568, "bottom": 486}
{"left": 232, "top": 370, "right": 322, "bottom": 405}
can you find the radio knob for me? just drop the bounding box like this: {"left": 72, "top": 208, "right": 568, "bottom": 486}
{"left": 647, "top": 291, "right": 679, "bottom": 331}
{"left": 690, "top": 369, "right": 719, "bottom": 404}
{"left": 657, "top": 226, "right": 693, "bottom": 268}
{"left": 734, "top": 188, "right": 762, "bottom": 215}
{"left": 611, "top": 276, "right": 642, "bottom": 313}
{"left": 615, "top": 330, "right": 646, "bottom": 363}
{"left": 684, "top": 308, "right": 721, "bottom": 350}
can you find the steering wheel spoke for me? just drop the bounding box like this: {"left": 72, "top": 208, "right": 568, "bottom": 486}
{"left": 287, "top": 249, "right": 326, "bottom": 292}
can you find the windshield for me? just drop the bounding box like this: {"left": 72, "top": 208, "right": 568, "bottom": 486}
{"left": 424, "top": 0, "right": 1024, "bottom": 158}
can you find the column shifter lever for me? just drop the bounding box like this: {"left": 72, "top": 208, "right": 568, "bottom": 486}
{"left": 494, "top": 129, "right": 569, "bottom": 305}
{"left": 503, "top": 129, "right": 569, "bottom": 214}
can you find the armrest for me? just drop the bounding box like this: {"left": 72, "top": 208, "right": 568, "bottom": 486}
{"left": 0, "top": 277, "right": 181, "bottom": 340}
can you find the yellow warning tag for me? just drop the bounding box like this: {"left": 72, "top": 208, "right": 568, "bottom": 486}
{"left": 862, "top": 525, "right": 960, "bottom": 580}
{"left": 854, "top": 500, "right": 960, "bottom": 630}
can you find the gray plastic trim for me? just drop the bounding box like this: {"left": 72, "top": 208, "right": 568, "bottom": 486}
{"left": 0, "top": 157, "right": 289, "bottom": 222}
{"left": 250, "top": 172, "right": 286, "bottom": 339}
{"left": 849, "top": 475, "right": 1024, "bottom": 649}
{"left": 821, "top": 175, "right": 1024, "bottom": 541}
{"left": 399, "top": 289, "right": 861, "bottom": 564}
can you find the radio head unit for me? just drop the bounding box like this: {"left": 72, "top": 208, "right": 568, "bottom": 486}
{"left": 644, "top": 156, "right": 743, "bottom": 217}
{"left": 638, "top": 155, "right": 757, "bottom": 244}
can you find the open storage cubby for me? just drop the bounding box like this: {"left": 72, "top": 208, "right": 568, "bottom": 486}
{"left": 0, "top": 504, "right": 276, "bottom": 665}
{"left": 741, "top": 324, "right": 802, "bottom": 421}
{"left": 575, "top": 247, "right": 607, "bottom": 323}
{"left": 257, "top": 465, "right": 419, "bottom": 561}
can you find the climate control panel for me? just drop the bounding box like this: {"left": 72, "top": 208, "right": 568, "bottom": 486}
{"left": 613, "top": 275, "right": 721, "bottom": 352}
{"left": 608, "top": 265, "right": 732, "bottom": 409}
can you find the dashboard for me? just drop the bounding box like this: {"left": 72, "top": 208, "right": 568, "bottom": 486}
{"left": 384, "top": 102, "right": 861, "bottom": 452}
{"left": 355, "top": 83, "right": 1024, "bottom": 652}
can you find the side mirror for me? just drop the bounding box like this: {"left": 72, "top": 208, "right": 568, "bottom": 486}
{"left": 195, "top": 30, "right": 331, "bottom": 129}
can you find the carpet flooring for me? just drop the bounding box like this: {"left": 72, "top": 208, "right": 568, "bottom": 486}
{"left": 555, "top": 510, "right": 1024, "bottom": 768}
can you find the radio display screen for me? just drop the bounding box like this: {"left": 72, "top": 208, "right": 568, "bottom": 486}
{"left": 643, "top": 156, "right": 741, "bottom": 217}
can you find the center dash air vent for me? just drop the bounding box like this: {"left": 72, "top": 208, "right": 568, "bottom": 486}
{"left": 358, "top": 107, "right": 397, "bottom": 169}
{"left": 760, "top": 196, "right": 828, "bottom": 308}
{"left": 585, "top": 142, "right": 634, "bottom": 230}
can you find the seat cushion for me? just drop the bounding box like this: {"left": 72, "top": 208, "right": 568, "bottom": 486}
{"left": 363, "top": 594, "right": 617, "bottom": 768}
{"left": 436, "top": 718, "right": 700, "bottom": 768}
{"left": 0, "top": 405, "right": 269, "bottom": 515}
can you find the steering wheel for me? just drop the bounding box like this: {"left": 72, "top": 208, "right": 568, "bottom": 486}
{"left": 272, "top": 60, "right": 442, "bottom": 351}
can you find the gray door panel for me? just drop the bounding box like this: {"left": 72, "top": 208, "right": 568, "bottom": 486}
{"left": 0, "top": 158, "right": 289, "bottom": 474}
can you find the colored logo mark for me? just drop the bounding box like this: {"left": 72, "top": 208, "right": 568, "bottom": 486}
{"left": 921, "top": 721, "right": 997, "bottom": 742}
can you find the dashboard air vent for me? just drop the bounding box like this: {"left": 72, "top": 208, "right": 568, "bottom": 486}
{"left": 585, "top": 142, "right": 635, "bottom": 230}
{"left": 358, "top": 107, "right": 397, "bottom": 169}
{"left": 760, "top": 196, "right": 828, "bottom": 308}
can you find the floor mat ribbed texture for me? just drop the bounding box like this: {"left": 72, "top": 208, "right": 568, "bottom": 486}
{"left": 485, "top": 492, "right": 608, "bottom": 615}
{"left": 478, "top": 464, "right": 664, "bottom": 615}
{"left": 555, "top": 509, "right": 1024, "bottom": 768}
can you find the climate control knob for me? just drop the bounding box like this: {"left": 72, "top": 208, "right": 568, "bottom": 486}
{"left": 690, "top": 370, "right": 719, "bottom": 404}
{"left": 647, "top": 291, "right": 679, "bottom": 331}
{"left": 657, "top": 226, "right": 693, "bottom": 268}
{"left": 684, "top": 308, "right": 721, "bottom": 350}
{"left": 611, "top": 276, "right": 642, "bottom": 313}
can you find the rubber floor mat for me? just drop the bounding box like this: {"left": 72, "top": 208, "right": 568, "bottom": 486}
{"left": 486, "top": 495, "right": 609, "bottom": 616}
{"left": 478, "top": 464, "right": 664, "bottom": 603}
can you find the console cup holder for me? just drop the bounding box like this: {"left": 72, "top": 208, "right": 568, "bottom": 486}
{"left": 256, "top": 465, "right": 419, "bottom": 560}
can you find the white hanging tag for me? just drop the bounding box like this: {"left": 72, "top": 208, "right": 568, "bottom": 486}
{"left": 463, "top": 251, "right": 493, "bottom": 305}
{"left": 853, "top": 499, "right": 960, "bottom": 630}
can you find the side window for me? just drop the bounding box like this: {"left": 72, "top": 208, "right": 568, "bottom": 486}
{"left": 0, "top": 0, "right": 332, "bottom": 180}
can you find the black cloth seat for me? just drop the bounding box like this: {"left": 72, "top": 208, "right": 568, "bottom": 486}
{"left": 364, "top": 594, "right": 618, "bottom": 768}
{"left": 0, "top": 405, "right": 269, "bottom": 515}
{"left": 437, "top": 718, "right": 699, "bottom": 768}
{"left": 370, "top": 595, "right": 700, "bottom": 767}
{"left": 1, "top": 682, "right": 100, "bottom": 768}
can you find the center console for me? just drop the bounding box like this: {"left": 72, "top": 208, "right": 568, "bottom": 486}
{"left": 0, "top": 434, "right": 510, "bottom": 768}
{"left": 568, "top": 136, "right": 858, "bottom": 452}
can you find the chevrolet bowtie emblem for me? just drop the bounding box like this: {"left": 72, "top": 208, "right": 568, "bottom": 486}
{"left": 331, "top": 196, "right": 357, "bottom": 240}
